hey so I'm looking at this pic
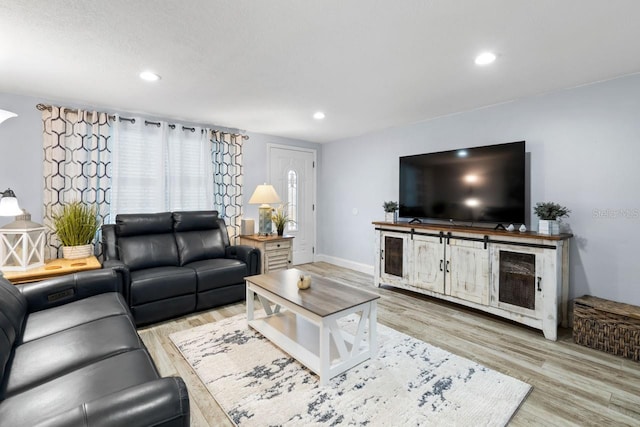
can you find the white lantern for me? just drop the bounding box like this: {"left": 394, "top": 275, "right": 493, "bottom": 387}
{"left": 0, "top": 211, "right": 46, "bottom": 271}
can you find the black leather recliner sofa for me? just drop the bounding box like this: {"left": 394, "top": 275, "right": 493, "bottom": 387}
{"left": 102, "top": 210, "right": 260, "bottom": 326}
{"left": 0, "top": 269, "right": 189, "bottom": 426}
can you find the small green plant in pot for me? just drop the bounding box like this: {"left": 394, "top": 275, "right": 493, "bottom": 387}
{"left": 52, "top": 201, "right": 100, "bottom": 259}
{"left": 382, "top": 201, "right": 399, "bottom": 223}
{"left": 533, "top": 202, "right": 570, "bottom": 235}
{"left": 271, "top": 204, "right": 295, "bottom": 236}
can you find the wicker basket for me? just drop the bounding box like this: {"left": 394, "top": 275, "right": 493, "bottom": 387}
{"left": 573, "top": 295, "right": 640, "bottom": 361}
{"left": 62, "top": 244, "right": 93, "bottom": 260}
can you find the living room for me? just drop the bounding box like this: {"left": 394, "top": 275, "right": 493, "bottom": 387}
{"left": 1, "top": 1, "right": 640, "bottom": 426}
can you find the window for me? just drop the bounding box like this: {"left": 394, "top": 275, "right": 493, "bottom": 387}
{"left": 287, "top": 170, "right": 298, "bottom": 231}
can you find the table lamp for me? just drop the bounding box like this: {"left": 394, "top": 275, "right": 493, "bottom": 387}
{"left": 248, "top": 184, "right": 281, "bottom": 236}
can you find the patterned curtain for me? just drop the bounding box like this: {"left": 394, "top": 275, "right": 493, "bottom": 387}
{"left": 42, "top": 107, "right": 112, "bottom": 258}
{"left": 212, "top": 131, "right": 244, "bottom": 244}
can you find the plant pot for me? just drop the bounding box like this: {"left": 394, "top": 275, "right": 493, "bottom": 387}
{"left": 62, "top": 244, "right": 93, "bottom": 259}
{"left": 538, "top": 219, "right": 560, "bottom": 235}
{"left": 384, "top": 212, "right": 397, "bottom": 223}
{"left": 276, "top": 227, "right": 284, "bottom": 236}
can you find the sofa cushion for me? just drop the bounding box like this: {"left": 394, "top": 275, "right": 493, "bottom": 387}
{"left": 186, "top": 258, "right": 248, "bottom": 292}
{"left": 115, "top": 212, "right": 180, "bottom": 271}
{"left": 130, "top": 267, "right": 197, "bottom": 306}
{"left": 1, "top": 314, "right": 142, "bottom": 398}
{"left": 173, "top": 211, "right": 228, "bottom": 265}
{"left": 0, "top": 349, "right": 160, "bottom": 426}
{"left": 18, "top": 292, "right": 129, "bottom": 344}
{"left": 172, "top": 210, "right": 219, "bottom": 232}
{"left": 116, "top": 212, "right": 174, "bottom": 237}
{"left": 175, "top": 229, "right": 227, "bottom": 266}
{"left": 118, "top": 233, "right": 180, "bottom": 271}
{"left": 0, "top": 277, "right": 28, "bottom": 387}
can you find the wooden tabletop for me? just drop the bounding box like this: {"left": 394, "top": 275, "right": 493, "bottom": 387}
{"left": 372, "top": 221, "right": 573, "bottom": 240}
{"left": 246, "top": 268, "right": 379, "bottom": 317}
{"left": 1, "top": 256, "right": 101, "bottom": 284}
{"left": 240, "top": 234, "right": 294, "bottom": 242}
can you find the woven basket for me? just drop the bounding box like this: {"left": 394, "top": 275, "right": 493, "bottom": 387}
{"left": 573, "top": 296, "right": 640, "bottom": 361}
{"left": 62, "top": 244, "right": 93, "bottom": 260}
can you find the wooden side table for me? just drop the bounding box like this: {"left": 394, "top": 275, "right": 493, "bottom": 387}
{"left": 239, "top": 235, "right": 294, "bottom": 274}
{"left": 1, "top": 256, "right": 101, "bottom": 284}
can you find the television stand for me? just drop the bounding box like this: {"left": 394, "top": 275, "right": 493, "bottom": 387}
{"left": 373, "top": 221, "right": 572, "bottom": 341}
{"left": 409, "top": 218, "right": 422, "bottom": 224}
{"left": 494, "top": 223, "right": 507, "bottom": 231}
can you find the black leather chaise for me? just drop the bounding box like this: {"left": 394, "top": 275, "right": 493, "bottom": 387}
{"left": 0, "top": 269, "right": 189, "bottom": 427}
{"left": 102, "top": 210, "right": 260, "bottom": 326}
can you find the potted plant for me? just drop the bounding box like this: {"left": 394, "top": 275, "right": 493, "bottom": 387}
{"left": 51, "top": 201, "right": 100, "bottom": 259}
{"left": 271, "top": 204, "right": 295, "bottom": 236}
{"left": 533, "top": 202, "right": 570, "bottom": 235}
{"left": 383, "top": 201, "right": 399, "bottom": 223}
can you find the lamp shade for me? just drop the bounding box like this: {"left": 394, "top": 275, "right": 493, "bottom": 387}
{"left": 0, "top": 189, "right": 22, "bottom": 216}
{"left": 248, "top": 184, "right": 281, "bottom": 205}
{"left": 0, "top": 109, "right": 18, "bottom": 124}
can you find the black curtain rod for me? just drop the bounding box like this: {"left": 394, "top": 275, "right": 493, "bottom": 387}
{"left": 145, "top": 120, "right": 197, "bottom": 133}
{"left": 36, "top": 103, "right": 249, "bottom": 140}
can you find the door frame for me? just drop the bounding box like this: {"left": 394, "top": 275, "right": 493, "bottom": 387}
{"left": 267, "top": 143, "right": 317, "bottom": 264}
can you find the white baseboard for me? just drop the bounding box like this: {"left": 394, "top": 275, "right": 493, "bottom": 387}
{"left": 314, "top": 254, "right": 374, "bottom": 276}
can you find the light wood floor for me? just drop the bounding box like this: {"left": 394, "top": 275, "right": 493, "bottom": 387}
{"left": 139, "top": 262, "right": 640, "bottom": 426}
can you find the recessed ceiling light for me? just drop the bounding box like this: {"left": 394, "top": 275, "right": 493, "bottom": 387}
{"left": 474, "top": 52, "right": 496, "bottom": 66}
{"left": 139, "top": 71, "right": 161, "bottom": 81}
{"left": 313, "top": 111, "right": 325, "bottom": 120}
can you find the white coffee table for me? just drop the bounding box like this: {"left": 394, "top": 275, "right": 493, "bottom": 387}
{"left": 246, "top": 268, "right": 379, "bottom": 386}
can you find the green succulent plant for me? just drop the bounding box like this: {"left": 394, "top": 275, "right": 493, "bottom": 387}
{"left": 382, "top": 201, "right": 399, "bottom": 213}
{"left": 533, "top": 202, "right": 571, "bottom": 221}
{"left": 52, "top": 201, "right": 100, "bottom": 246}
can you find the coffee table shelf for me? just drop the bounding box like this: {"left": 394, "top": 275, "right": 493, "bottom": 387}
{"left": 246, "top": 269, "right": 379, "bottom": 386}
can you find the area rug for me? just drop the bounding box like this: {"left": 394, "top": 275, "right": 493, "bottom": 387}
{"left": 169, "top": 314, "right": 531, "bottom": 426}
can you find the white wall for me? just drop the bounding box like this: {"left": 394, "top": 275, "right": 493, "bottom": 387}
{"left": 0, "top": 92, "right": 320, "bottom": 231}
{"left": 318, "top": 73, "right": 640, "bottom": 305}
{"left": 0, "top": 93, "right": 44, "bottom": 224}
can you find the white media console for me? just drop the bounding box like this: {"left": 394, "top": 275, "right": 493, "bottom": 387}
{"left": 373, "top": 222, "right": 572, "bottom": 340}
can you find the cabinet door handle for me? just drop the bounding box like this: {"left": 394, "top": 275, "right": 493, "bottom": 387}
{"left": 446, "top": 260, "right": 450, "bottom": 273}
{"left": 439, "top": 260, "right": 443, "bottom": 271}
{"left": 277, "top": 244, "right": 280, "bottom": 247}
{"left": 537, "top": 276, "right": 542, "bottom": 291}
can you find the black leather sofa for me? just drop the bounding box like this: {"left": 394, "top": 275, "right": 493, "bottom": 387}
{"left": 102, "top": 210, "right": 260, "bottom": 326}
{"left": 0, "top": 269, "right": 189, "bottom": 427}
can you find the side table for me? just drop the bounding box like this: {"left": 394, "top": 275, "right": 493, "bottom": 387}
{"left": 1, "top": 256, "right": 101, "bottom": 284}
{"left": 239, "top": 235, "right": 293, "bottom": 274}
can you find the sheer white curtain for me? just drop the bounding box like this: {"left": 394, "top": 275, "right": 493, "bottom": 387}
{"left": 167, "top": 127, "right": 213, "bottom": 211}
{"left": 110, "top": 118, "right": 214, "bottom": 219}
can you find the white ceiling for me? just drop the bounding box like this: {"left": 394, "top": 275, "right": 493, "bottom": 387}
{"left": 1, "top": 1, "right": 640, "bottom": 143}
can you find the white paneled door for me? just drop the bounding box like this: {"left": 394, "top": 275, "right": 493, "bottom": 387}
{"left": 268, "top": 145, "right": 316, "bottom": 265}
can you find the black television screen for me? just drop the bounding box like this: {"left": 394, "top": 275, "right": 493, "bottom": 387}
{"left": 399, "top": 141, "right": 526, "bottom": 224}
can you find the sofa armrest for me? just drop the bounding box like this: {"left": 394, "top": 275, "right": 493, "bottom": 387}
{"left": 226, "top": 245, "right": 261, "bottom": 275}
{"left": 17, "top": 269, "right": 123, "bottom": 313}
{"left": 102, "top": 259, "right": 131, "bottom": 303}
{"left": 33, "top": 377, "right": 189, "bottom": 427}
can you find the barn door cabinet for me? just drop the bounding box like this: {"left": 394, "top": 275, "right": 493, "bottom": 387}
{"left": 373, "top": 222, "right": 571, "bottom": 341}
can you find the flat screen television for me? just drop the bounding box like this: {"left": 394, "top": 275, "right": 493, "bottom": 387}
{"left": 399, "top": 141, "right": 526, "bottom": 225}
